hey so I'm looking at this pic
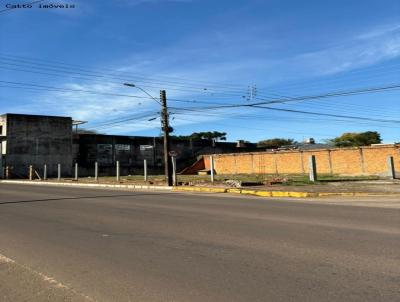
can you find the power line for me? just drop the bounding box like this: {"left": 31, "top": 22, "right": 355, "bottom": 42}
{"left": 0, "top": 62, "right": 248, "bottom": 97}
{"left": 3, "top": 51, "right": 400, "bottom": 99}
{"left": 3, "top": 52, "right": 400, "bottom": 104}
{"left": 0, "top": 54, "right": 250, "bottom": 93}
{"left": 250, "top": 105, "right": 400, "bottom": 124}
{"left": 287, "top": 101, "right": 398, "bottom": 120}
{"left": 2, "top": 79, "right": 399, "bottom": 125}
{"left": 88, "top": 110, "right": 159, "bottom": 126}
{"left": 173, "top": 105, "right": 400, "bottom": 125}
{"left": 0, "top": 80, "right": 237, "bottom": 106}
{"left": 3, "top": 53, "right": 400, "bottom": 110}
{"left": 169, "top": 82, "right": 400, "bottom": 112}
{"left": 173, "top": 117, "right": 336, "bottom": 138}
{"left": 170, "top": 97, "right": 400, "bottom": 125}
{"left": 268, "top": 64, "right": 400, "bottom": 93}
{"left": 2, "top": 61, "right": 400, "bottom": 129}
{"left": 255, "top": 84, "right": 400, "bottom": 106}
{"left": 0, "top": 80, "right": 157, "bottom": 100}
{"left": 170, "top": 109, "right": 397, "bottom": 127}
{"left": 85, "top": 113, "right": 159, "bottom": 131}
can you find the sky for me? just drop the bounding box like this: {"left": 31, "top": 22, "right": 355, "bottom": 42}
{"left": 0, "top": 0, "right": 399, "bottom": 143}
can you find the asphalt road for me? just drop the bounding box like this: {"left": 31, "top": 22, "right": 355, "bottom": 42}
{"left": 0, "top": 184, "right": 399, "bottom": 302}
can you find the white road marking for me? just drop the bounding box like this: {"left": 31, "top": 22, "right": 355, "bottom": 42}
{"left": 0, "top": 252, "right": 97, "bottom": 301}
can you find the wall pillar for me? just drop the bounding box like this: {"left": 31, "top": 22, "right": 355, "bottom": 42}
{"left": 309, "top": 155, "right": 317, "bottom": 182}
{"left": 207, "top": 156, "right": 213, "bottom": 183}
{"left": 359, "top": 148, "right": 365, "bottom": 174}
{"left": 328, "top": 150, "right": 333, "bottom": 174}
{"left": 387, "top": 156, "right": 396, "bottom": 179}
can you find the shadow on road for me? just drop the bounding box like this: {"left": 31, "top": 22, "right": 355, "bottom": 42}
{"left": 0, "top": 193, "right": 168, "bottom": 206}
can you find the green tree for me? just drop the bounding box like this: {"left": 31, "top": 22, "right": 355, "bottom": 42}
{"left": 330, "top": 131, "right": 381, "bottom": 147}
{"left": 191, "top": 131, "right": 227, "bottom": 141}
{"left": 173, "top": 131, "right": 227, "bottom": 141}
{"left": 257, "top": 138, "right": 295, "bottom": 148}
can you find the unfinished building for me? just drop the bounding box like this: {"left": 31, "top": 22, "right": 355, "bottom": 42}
{"left": 0, "top": 113, "right": 73, "bottom": 178}
{"left": 0, "top": 113, "right": 257, "bottom": 179}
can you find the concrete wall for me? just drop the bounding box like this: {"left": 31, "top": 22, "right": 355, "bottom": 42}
{"left": 3, "top": 114, "right": 72, "bottom": 177}
{"left": 204, "top": 145, "right": 400, "bottom": 177}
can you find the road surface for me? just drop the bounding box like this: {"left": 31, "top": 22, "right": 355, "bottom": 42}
{"left": 0, "top": 183, "right": 399, "bottom": 301}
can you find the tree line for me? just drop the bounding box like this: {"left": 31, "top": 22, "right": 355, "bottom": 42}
{"left": 80, "top": 128, "right": 385, "bottom": 148}
{"left": 258, "top": 131, "right": 382, "bottom": 148}
{"left": 174, "top": 131, "right": 383, "bottom": 148}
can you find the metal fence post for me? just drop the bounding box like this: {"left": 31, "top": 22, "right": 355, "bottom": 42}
{"left": 95, "top": 162, "right": 98, "bottom": 181}
{"left": 210, "top": 155, "right": 215, "bottom": 183}
{"left": 57, "top": 164, "right": 61, "bottom": 181}
{"left": 0, "top": 143, "right": 3, "bottom": 179}
{"left": 144, "top": 159, "right": 148, "bottom": 182}
{"left": 74, "top": 163, "right": 78, "bottom": 181}
{"left": 43, "top": 164, "right": 47, "bottom": 181}
{"left": 309, "top": 155, "right": 317, "bottom": 182}
{"left": 171, "top": 156, "right": 177, "bottom": 186}
{"left": 29, "top": 165, "right": 33, "bottom": 181}
{"left": 116, "top": 161, "right": 120, "bottom": 182}
{"left": 387, "top": 156, "right": 396, "bottom": 179}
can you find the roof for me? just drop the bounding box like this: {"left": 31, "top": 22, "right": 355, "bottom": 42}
{"left": 1, "top": 113, "right": 72, "bottom": 119}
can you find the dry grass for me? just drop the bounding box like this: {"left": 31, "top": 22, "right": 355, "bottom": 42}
{"left": 49, "top": 173, "right": 380, "bottom": 187}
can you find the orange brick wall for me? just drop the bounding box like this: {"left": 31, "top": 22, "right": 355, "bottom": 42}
{"left": 204, "top": 145, "right": 400, "bottom": 176}
{"left": 329, "top": 149, "right": 363, "bottom": 174}
{"left": 362, "top": 147, "right": 400, "bottom": 175}
{"left": 302, "top": 150, "right": 332, "bottom": 174}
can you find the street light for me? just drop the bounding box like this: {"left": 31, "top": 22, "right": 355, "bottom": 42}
{"left": 123, "top": 83, "right": 173, "bottom": 186}
{"left": 123, "top": 83, "right": 161, "bottom": 105}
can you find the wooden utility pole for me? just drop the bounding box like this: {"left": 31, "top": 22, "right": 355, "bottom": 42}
{"left": 160, "top": 90, "right": 173, "bottom": 186}
{"left": 123, "top": 83, "right": 173, "bottom": 186}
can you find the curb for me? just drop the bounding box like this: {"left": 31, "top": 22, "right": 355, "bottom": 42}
{"left": 173, "top": 186, "right": 228, "bottom": 193}
{"left": 0, "top": 180, "right": 172, "bottom": 191}
{"left": 173, "top": 186, "right": 399, "bottom": 198}
{"left": 173, "top": 187, "right": 317, "bottom": 198}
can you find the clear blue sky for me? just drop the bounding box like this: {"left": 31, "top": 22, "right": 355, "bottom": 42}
{"left": 1, "top": 0, "right": 399, "bottom": 143}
